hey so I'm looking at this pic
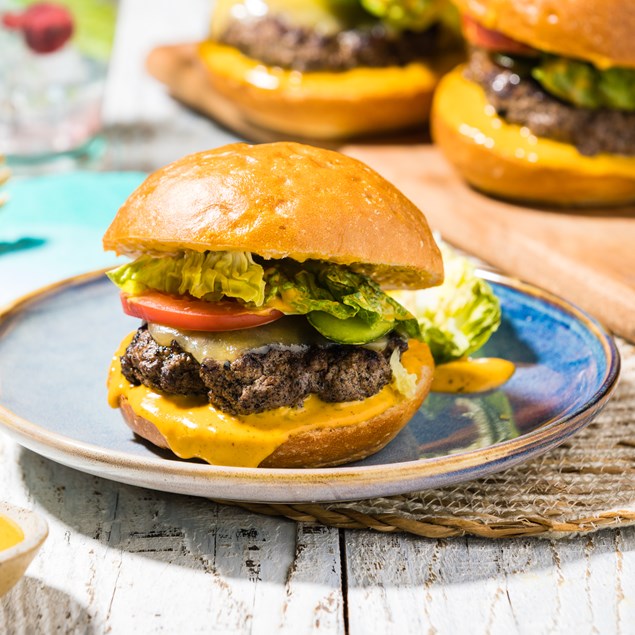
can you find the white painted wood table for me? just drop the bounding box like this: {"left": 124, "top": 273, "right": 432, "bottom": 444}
{"left": 2, "top": 2, "right": 634, "bottom": 633}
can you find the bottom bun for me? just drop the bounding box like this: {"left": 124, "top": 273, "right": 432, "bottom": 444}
{"left": 114, "top": 341, "right": 434, "bottom": 469}
{"left": 197, "top": 42, "right": 461, "bottom": 140}
{"left": 432, "top": 68, "right": 635, "bottom": 207}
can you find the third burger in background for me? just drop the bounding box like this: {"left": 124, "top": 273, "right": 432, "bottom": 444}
{"left": 198, "top": 0, "right": 462, "bottom": 139}
{"left": 432, "top": 0, "right": 635, "bottom": 207}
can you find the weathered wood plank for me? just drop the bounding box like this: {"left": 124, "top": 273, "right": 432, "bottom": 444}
{"left": 276, "top": 525, "right": 344, "bottom": 634}
{"left": 344, "top": 529, "right": 635, "bottom": 634}
{"left": 0, "top": 439, "right": 345, "bottom": 634}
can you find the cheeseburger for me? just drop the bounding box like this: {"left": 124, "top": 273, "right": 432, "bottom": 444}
{"left": 432, "top": 0, "right": 635, "bottom": 206}
{"left": 104, "top": 142, "right": 443, "bottom": 468}
{"left": 198, "top": 0, "right": 462, "bottom": 139}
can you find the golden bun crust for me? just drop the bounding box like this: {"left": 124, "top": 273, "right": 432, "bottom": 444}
{"left": 205, "top": 61, "right": 434, "bottom": 140}
{"left": 432, "top": 69, "right": 635, "bottom": 206}
{"left": 197, "top": 42, "right": 462, "bottom": 139}
{"left": 454, "top": 0, "right": 635, "bottom": 68}
{"left": 103, "top": 141, "right": 443, "bottom": 289}
{"left": 118, "top": 344, "right": 434, "bottom": 468}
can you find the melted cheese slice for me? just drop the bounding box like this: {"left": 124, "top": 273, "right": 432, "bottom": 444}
{"left": 0, "top": 515, "right": 24, "bottom": 552}
{"left": 431, "top": 358, "right": 515, "bottom": 393}
{"left": 148, "top": 318, "right": 390, "bottom": 363}
{"left": 437, "top": 70, "right": 635, "bottom": 178}
{"left": 199, "top": 42, "right": 443, "bottom": 98}
{"left": 108, "top": 333, "right": 431, "bottom": 467}
{"left": 148, "top": 317, "right": 327, "bottom": 363}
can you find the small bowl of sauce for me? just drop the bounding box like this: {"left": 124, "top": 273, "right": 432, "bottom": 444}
{"left": 0, "top": 502, "right": 48, "bottom": 597}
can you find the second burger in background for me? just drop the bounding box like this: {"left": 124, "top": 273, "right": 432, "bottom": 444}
{"left": 432, "top": 0, "right": 635, "bottom": 206}
{"left": 198, "top": 0, "right": 462, "bottom": 139}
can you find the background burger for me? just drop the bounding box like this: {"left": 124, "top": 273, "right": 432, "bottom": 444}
{"left": 103, "top": 141, "right": 444, "bottom": 468}
{"left": 193, "top": 0, "right": 462, "bottom": 139}
{"left": 432, "top": 0, "right": 635, "bottom": 206}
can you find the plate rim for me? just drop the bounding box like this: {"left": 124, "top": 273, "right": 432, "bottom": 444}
{"left": 0, "top": 269, "right": 621, "bottom": 502}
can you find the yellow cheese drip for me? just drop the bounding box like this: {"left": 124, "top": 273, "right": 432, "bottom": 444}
{"left": 0, "top": 515, "right": 24, "bottom": 552}
{"left": 431, "top": 358, "right": 515, "bottom": 394}
{"left": 438, "top": 71, "right": 635, "bottom": 177}
{"left": 199, "top": 42, "right": 441, "bottom": 98}
{"left": 108, "top": 333, "right": 430, "bottom": 467}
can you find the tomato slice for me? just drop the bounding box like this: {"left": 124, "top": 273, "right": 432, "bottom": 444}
{"left": 462, "top": 15, "right": 537, "bottom": 55}
{"left": 121, "top": 292, "right": 284, "bottom": 332}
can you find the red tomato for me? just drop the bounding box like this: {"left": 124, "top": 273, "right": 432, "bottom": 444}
{"left": 120, "top": 292, "right": 284, "bottom": 332}
{"left": 462, "top": 15, "right": 537, "bottom": 55}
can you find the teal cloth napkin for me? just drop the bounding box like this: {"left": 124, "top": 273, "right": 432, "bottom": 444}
{"left": 0, "top": 172, "right": 146, "bottom": 304}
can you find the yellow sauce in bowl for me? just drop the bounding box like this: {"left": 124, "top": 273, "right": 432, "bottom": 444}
{"left": 0, "top": 514, "right": 24, "bottom": 552}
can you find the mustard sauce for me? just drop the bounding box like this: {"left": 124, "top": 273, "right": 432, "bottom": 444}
{"left": 439, "top": 71, "right": 635, "bottom": 177}
{"left": 199, "top": 42, "right": 442, "bottom": 98}
{"left": 108, "top": 333, "right": 431, "bottom": 467}
{"left": 431, "top": 358, "right": 515, "bottom": 394}
{"left": 0, "top": 515, "right": 24, "bottom": 552}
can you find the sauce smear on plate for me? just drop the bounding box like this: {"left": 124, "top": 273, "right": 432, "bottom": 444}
{"left": 432, "top": 358, "right": 515, "bottom": 393}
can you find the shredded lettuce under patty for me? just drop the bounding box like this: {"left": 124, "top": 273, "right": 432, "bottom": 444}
{"left": 389, "top": 348, "right": 418, "bottom": 399}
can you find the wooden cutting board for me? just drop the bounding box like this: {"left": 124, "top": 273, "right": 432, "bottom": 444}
{"left": 343, "top": 144, "right": 635, "bottom": 342}
{"left": 148, "top": 44, "right": 635, "bottom": 342}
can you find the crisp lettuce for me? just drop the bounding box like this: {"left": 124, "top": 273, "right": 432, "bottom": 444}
{"left": 263, "top": 259, "right": 423, "bottom": 340}
{"left": 360, "top": 0, "right": 446, "bottom": 31}
{"left": 107, "top": 247, "right": 499, "bottom": 355}
{"left": 389, "top": 245, "right": 501, "bottom": 364}
{"left": 107, "top": 251, "right": 422, "bottom": 342}
{"left": 389, "top": 348, "right": 418, "bottom": 399}
{"left": 494, "top": 53, "right": 635, "bottom": 112}
{"left": 107, "top": 251, "right": 267, "bottom": 305}
{"left": 532, "top": 56, "right": 635, "bottom": 111}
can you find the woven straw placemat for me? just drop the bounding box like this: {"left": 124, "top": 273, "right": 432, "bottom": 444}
{"left": 226, "top": 338, "right": 635, "bottom": 539}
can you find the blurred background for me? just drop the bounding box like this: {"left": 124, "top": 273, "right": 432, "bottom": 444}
{"left": 0, "top": 0, "right": 465, "bottom": 174}
{"left": 0, "top": 0, "right": 238, "bottom": 174}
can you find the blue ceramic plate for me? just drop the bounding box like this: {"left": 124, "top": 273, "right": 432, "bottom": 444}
{"left": 0, "top": 271, "right": 620, "bottom": 503}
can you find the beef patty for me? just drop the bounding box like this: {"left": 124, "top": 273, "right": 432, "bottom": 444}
{"left": 218, "top": 15, "right": 439, "bottom": 72}
{"left": 465, "top": 48, "right": 635, "bottom": 157}
{"left": 120, "top": 325, "right": 407, "bottom": 415}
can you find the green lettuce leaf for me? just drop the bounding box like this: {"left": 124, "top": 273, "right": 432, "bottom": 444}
{"left": 389, "top": 348, "right": 418, "bottom": 398}
{"left": 359, "top": 0, "right": 446, "bottom": 31}
{"left": 532, "top": 56, "right": 635, "bottom": 112}
{"left": 107, "top": 251, "right": 423, "bottom": 343}
{"left": 107, "top": 251, "right": 267, "bottom": 305}
{"left": 262, "top": 259, "right": 423, "bottom": 340}
{"left": 389, "top": 245, "right": 501, "bottom": 364}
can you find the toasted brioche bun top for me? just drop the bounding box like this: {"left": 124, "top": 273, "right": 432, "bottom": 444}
{"left": 454, "top": 0, "right": 635, "bottom": 69}
{"left": 103, "top": 142, "right": 443, "bottom": 289}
